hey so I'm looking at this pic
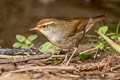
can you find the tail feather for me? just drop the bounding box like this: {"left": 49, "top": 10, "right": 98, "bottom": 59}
{"left": 91, "top": 15, "right": 105, "bottom": 24}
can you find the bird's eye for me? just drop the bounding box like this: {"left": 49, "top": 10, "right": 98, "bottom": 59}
{"left": 43, "top": 25, "right": 48, "bottom": 28}
{"left": 42, "top": 25, "right": 46, "bottom": 28}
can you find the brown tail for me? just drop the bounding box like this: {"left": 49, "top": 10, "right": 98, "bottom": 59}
{"left": 91, "top": 15, "right": 105, "bottom": 24}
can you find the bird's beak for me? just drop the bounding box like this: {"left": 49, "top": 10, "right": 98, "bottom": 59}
{"left": 30, "top": 27, "right": 39, "bottom": 31}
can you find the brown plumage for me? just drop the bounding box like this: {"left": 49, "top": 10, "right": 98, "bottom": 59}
{"left": 31, "top": 15, "right": 105, "bottom": 51}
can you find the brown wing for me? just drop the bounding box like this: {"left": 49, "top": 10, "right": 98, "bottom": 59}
{"left": 68, "top": 15, "right": 105, "bottom": 36}
{"left": 68, "top": 19, "right": 89, "bottom": 36}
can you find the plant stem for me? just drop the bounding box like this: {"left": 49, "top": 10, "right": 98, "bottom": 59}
{"left": 97, "top": 31, "right": 120, "bottom": 54}
{"left": 116, "top": 23, "right": 120, "bottom": 38}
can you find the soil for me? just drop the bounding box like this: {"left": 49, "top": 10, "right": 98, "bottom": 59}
{"left": 0, "top": 48, "right": 120, "bottom": 80}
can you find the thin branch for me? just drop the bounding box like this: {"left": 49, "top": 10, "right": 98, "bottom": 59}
{"left": 66, "top": 48, "right": 78, "bottom": 66}
{"left": 0, "top": 54, "right": 51, "bottom": 64}
{"left": 79, "top": 47, "right": 98, "bottom": 55}
{"left": 10, "top": 66, "right": 76, "bottom": 73}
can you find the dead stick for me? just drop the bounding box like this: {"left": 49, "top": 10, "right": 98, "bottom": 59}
{"left": 0, "top": 55, "right": 14, "bottom": 59}
{"left": 79, "top": 47, "right": 98, "bottom": 55}
{"left": 10, "top": 66, "right": 76, "bottom": 73}
{"left": 66, "top": 48, "right": 78, "bottom": 66}
{"left": 0, "top": 54, "right": 51, "bottom": 64}
{"left": 0, "top": 54, "right": 66, "bottom": 64}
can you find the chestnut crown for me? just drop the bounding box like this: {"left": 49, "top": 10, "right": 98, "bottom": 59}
{"left": 30, "top": 19, "right": 57, "bottom": 31}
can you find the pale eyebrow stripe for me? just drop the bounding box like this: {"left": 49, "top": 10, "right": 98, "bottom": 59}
{"left": 43, "top": 22, "right": 56, "bottom": 26}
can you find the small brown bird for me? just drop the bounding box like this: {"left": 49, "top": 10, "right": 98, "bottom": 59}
{"left": 31, "top": 15, "right": 105, "bottom": 51}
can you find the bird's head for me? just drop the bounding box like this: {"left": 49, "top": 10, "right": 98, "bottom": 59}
{"left": 30, "top": 19, "right": 58, "bottom": 30}
{"left": 30, "top": 19, "right": 59, "bottom": 35}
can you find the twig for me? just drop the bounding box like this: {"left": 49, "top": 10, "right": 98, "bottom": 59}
{"left": 93, "top": 48, "right": 99, "bottom": 60}
{"left": 55, "top": 73, "right": 80, "bottom": 78}
{"left": 10, "top": 66, "right": 76, "bottom": 73}
{"left": 66, "top": 48, "right": 78, "bottom": 66}
{"left": 105, "top": 65, "right": 120, "bottom": 72}
{"left": 52, "top": 55, "right": 65, "bottom": 58}
{"left": 0, "top": 55, "right": 24, "bottom": 59}
{"left": 0, "top": 54, "right": 66, "bottom": 64}
{"left": 79, "top": 47, "right": 98, "bottom": 55}
{"left": 96, "top": 31, "right": 120, "bottom": 53}
{"left": 0, "top": 55, "right": 14, "bottom": 59}
{"left": 85, "top": 35, "right": 98, "bottom": 38}
{"left": 0, "top": 54, "right": 51, "bottom": 64}
{"left": 0, "top": 48, "right": 41, "bottom": 55}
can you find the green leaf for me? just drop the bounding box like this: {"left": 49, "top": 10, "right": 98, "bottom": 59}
{"left": 97, "top": 42, "right": 104, "bottom": 50}
{"left": 25, "top": 40, "right": 32, "bottom": 45}
{"left": 15, "top": 52, "right": 30, "bottom": 56}
{"left": 78, "top": 52, "right": 91, "bottom": 60}
{"left": 14, "top": 52, "right": 30, "bottom": 62}
{"left": 27, "top": 35, "right": 38, "bottom": 41}
{"left": 13, "top": 42, "right": 21, "bottom": 48}
{"left": 22, "top": 52, "right": 30, "bottom": 56}
{"left": 41, "top": 42, "right": 57, "bottom": 53}
{"left": 21, "top": 44, "right": 28, "bottom": 48}
{"left": 16, "top": 35, "right": 25, "bottom": 42}
{"left": 15, "top": 52, "right": 23, "bottom": 55}
{"left": 98, "top": 26, "right": 108, "bottom": 34}
{"left": 52, "top": 50, "right": 60, "bottom": 55}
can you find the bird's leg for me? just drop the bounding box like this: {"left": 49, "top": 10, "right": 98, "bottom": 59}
{"left": 61, "top": 48, "right": 71, "bottom": 65}
{"left": 101, "top": 20, "right": 105, "bottom": 26}
{"left": 61, "top": 53, "right": 68, "bottom": 65}
{"left": 65, "top": 47, "right": 78, "bottom": 66}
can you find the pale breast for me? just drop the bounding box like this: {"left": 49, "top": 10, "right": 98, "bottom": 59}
{"left": 50, "top": 31, "right": 83, "bottom": 49}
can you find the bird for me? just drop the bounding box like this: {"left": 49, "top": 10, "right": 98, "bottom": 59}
{"left": 30, "top": 15, "right": 105, "bottom": 65}
{"left": 30, "top": 15, "right": 105, "bottom": 52}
